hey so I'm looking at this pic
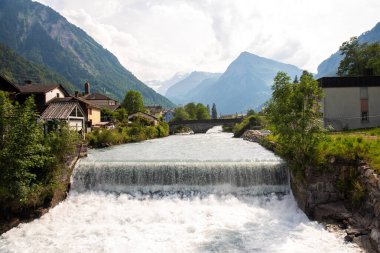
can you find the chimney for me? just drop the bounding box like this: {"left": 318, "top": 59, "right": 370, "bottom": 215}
{"left": 84, "top": 82, "right": 90, "bottom": 95}
{"left": 25, "top": 80, "right": 32, "bottom": 84}
{"left": 75, "top": 91, "right": 79, "bottom": 97}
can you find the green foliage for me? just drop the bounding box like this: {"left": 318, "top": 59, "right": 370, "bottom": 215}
{"left": 173, "top": 102, "right": 211, "bottom": 121}
{"left": 45, "top": 123, "right": 81, "bottom": 163}
{"left": 87, "top": 121, "right": 169, "bottom": 148}
{"left": 173, "top": 107, "right": 190, "bottom": 121}
{"left": 0, "top": 91, "right": 80, "bottom": 204}
{"left": 211, "top": 103, "right": 218, "bottom": 119}
{"left": 184, "top": 103, "right": 197, "bottom": 119}
{"left": 246, "top": 109, "right": 256, "bottom": 116}
{"left": 318, "top": 133, "right": 380, "bottom": 173}
{"left": 122, "top": 90, "right": 144, "bottom": 114}
{"left": 0, "top": 42, "right": 75, "bottom": 92}
{"left": 196, "top": 103, "right": 211, "bottom": 120}
{"left": 233, "top": 115, "right": 263, "bottom": 137}
{"left": 338, "top": 37, "right": 380, "bottom": 76}
{"left": 266, "top": 71, "right": 325, "bottom": 171}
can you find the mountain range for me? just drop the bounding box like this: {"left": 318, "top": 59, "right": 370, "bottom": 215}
{"left": 166, "top": 71, "right": 221, "bottom": 104}
{"left": 0, "top": 0, "right": 174, "bottom": 108}
{"left": 316, "top": 22, "right": 380, "bottom": 78}
{"left": 166, "top": 52, "right": 303, "bottom": 114}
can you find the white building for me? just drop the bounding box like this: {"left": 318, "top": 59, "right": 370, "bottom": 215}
{"left": 319, "top": 76, "right": 380, "bottom": 130}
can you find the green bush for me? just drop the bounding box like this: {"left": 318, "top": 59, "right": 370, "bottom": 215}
{"left": 233, "top": 115, "right": 262, "bottom": 137}
{"left": 0, "top": 92, "right": 81, "bottom": 204}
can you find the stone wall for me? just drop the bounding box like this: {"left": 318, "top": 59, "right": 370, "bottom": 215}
{"left": 290, "top": 162, "right": 380, "bottom": 253}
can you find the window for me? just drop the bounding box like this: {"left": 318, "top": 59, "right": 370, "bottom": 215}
{"left": 360, "top": 87, "right": 369, "bottom": 123}
{"left": 362, "top": 112, "right": 369, "bottom": 122}
{"left": 89, "top": 108, "right": 92, "bottom": 115}
{"left": 56, "top": 93, "right": 60, "bottom": 98}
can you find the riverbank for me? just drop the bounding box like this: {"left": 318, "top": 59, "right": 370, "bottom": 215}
{"left": 0, "top": 144, "right": 87, "bottom": 235}
{"left": 243, "top": 129, "right": 380, "bottom": 253}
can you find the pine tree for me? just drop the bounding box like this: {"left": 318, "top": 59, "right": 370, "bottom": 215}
{"left": 211, "top": 103, "right": 218, "bottom": 119}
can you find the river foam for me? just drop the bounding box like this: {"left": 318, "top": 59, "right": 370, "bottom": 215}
{"left": 0, "top": 193, "right": 360, "bottom": 253}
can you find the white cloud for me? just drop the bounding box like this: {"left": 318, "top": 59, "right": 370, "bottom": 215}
{"left": 35, "top": 0, "right": 380, "bottom": 83}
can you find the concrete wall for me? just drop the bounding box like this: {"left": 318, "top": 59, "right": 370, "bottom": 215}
{"left": 88, "top": 108, "right": 101, "bottom": 125}
{"left": 323, "top": 87, "right": 380, "bottom": 130}
{"left": 45, "top": 88, "right": 65, "bottom": 103}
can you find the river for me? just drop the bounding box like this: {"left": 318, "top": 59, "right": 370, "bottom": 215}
{"left": 0, "top": 127, "right": 360, "bottom": 253}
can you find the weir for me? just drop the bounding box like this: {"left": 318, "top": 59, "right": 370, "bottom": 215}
{"left": 71, "top": 160, "right": 289, "bottom": 195}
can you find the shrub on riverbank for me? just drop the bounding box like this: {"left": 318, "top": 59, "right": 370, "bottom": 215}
{"left": 0, "top": 91, "right": 81, "bottom": 207}
{"left": 86, "top": 121, "right": 169, "bottom": 148}
{"left": 233, "top": 115, "right": 266, "bottom": 137}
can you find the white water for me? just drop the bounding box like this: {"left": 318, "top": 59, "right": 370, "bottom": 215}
{"left": 0, "top": 127, "right": 360, "bottom": 252}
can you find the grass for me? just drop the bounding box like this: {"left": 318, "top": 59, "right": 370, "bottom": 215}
{"left": 263, "top": 127, "right": 380, "bottom": 173}
{"left": 319, "top": 128, "right": 380, "bottom": 173}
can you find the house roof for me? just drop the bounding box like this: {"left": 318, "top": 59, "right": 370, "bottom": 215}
{"left": 100, "top": 104, "right": 120, "bottom": 111}
{"left": 318, "top": 76, "right": 380, "bottom": 88}
{"left": 128, "top": 111, "right": 158, "bottom": 121}
{"left": 48, "top": 96, "right": 102, "bottom": 109}
{"left": 83, "top": 92, "right": 116, "bottom": 101}
{"left": 41, "top": 102, "right": 81, "bottom": 120}
{"left": 16, "top": 84, "right": 70, "bottom": 96}
{"left": 0, "top": 75, "right": 20, "bottom": 93}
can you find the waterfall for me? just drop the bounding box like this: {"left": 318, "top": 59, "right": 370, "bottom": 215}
{"left": 71, "top": 160, "right": 289, "bottom": 195}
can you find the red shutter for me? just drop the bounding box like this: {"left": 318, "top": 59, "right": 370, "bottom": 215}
{"left": 361, "top": 99, "right": 368, "bottom": 112}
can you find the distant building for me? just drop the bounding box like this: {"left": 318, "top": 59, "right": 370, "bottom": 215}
{"left": 318, "top": 76, "right": 380, "bottom": 130}
{"left": 79, "top": 82, "right": 119, "bottom": 111}
{"left": 128, "top": 112, "right": 159, "bottom": 126}
{"left": 145, "top": 105, "right": 164, "bottom": 118}
{"left": 163, "top": 110, "right": 174, "bottom": 122}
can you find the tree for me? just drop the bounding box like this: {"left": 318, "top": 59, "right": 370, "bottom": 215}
{"left": 184, "top": 102, "right": 197, "bottom": 120}
{"left": 122, "top": 90, "right": 144, "bottom": 114}
{"left": 207, "top": 104, "right": 210, "bottom": 115}
{"left": 0, "top": 93, "right": 54, "bottom": 202}
{"left": 173, "top": 107, "right": 190, "bottom": 121}
{"left": 246, "top": 109, "right": 256, "bottom": 116}
{"left": 196, "top": 103, "right": 211, "bottom": 120}
{"left": 267, "top": 71, "right": 324, "bottom": 170}
{"left": 337, "top": 37, "right": 380, "bottom": 76}
{"left": 211, "top": 103, "right": 218, "bottom": 119}
{"left": 293, "top": 75, "right": 299, "bottom": 84}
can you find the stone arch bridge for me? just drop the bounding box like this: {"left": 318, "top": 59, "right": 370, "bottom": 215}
{"left": 169, "top": 118, "right": 244, "bottom": 134}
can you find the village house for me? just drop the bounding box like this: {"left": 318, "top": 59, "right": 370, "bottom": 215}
{"left": 128, "top": 111, "right": 159, "bottom": 126}
{"left": 318, "top": 76, "right": 380, "bottom": 130}
{"left": 15, "top": 81, "right": 70, "bottom": 113}
{"left": 79, "top": 82, "right": 120, "bottom": 111}
{"left": 145, "top": 105, "right": 164, "bottom": 118}
{"left": 41, "top": 101, "right": 86, "bottom": 133}
{"left": 48, "top": 96, "right": 102, "bottom": 129}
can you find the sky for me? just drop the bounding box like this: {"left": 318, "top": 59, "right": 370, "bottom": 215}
{"left": 35, "top": 0, "right": 380, "bottom": 85}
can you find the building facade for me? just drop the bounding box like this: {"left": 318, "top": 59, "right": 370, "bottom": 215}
{"left": 319, "top": 76, "right": 380, "bottom": 130}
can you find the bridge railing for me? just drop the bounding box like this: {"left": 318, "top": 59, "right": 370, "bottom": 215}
{"left": 169, "top": 117, "right": 244, "bottom": 125}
